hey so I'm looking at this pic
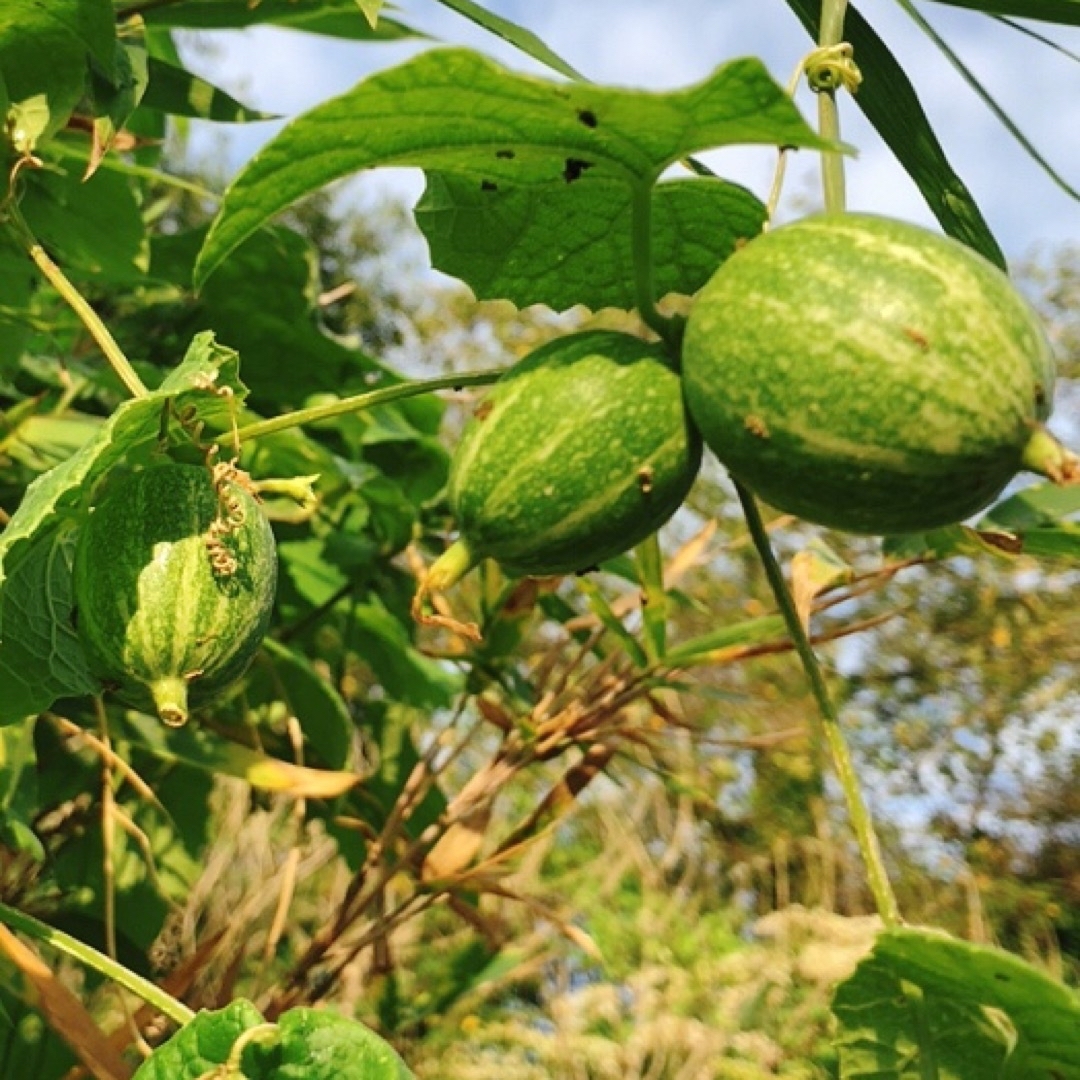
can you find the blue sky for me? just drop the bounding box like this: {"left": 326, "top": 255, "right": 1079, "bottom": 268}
{"left": 184, "top": 0, "right": 1080, "bottom": 262}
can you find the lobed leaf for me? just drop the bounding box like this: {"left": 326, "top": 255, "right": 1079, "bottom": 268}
{"left": 833, "top": 927, "right": 1080, "bottom": 1079}
{"left": 416, "top": 173, "right": 767, "bottom": 310}
{"left": 195, "top": 47, "right": 832, "bottom": 288}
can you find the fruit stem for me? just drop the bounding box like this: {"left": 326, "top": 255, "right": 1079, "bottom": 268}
{"left": 2, "top": 202, "right": 150, "bottom": 400}
{"left": 224, "top": 370, "right": 504, "bottom": 446}
{"left": 150, "top": 675, "right": 190, "bottom": 727}
{"left": 1021, "top": 425, "right": 1080, "bottom": 485}
{"left": 630, "top": 180, "right": 681, "bottom": 353}
{"left": 411, "top": 539, "right": 483, "bottom": 642}
{"left": 734, "top": 479, "right": 900, "bottom": 927}
{"left": 815, "top": 0, "right": 853, "bottom": 215}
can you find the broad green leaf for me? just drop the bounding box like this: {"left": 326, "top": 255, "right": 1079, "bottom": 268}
{"left": 982, "top": 480, "right": 1080, "bottom": 529}
{"left": 0, "top": 236, "right": 36, "bottom": 375}
{"left": 1, "top": 0, "right": 115, "bottom": 78}
{"left": 263, "top": 1008, "right": 414, "bottom": 1079}
{"left": 147, "top": 227, "right": 378, "bottom": 406}
{"left": 141, "top": 56, "right": 278, "bottom": 122}
{"left": 47, "top": 750, "right": 213, "bottom": 949}
{"left": 119, "top": 710, "right": 362, "bottom": 799}
{"left": 882, "top": 525, "right": 1022, "bottom": 561}
{"left": 417, "top": 173, "right": 766, "bottom": 310}
{"left": 351, "top": 599, "right": 461, "bottom": 709}
{"left": 139, "top": 0, "right": 417, "bottom": 41}
{"left": 0, "top": 523, "right": 97, "bottom": 726}
{"left": 835, "top": 927, "right": 1080, "bottom": 1079}
{"left": 0, "top": 337, "right": 245, "bottom": 723}
{"left": 20, "top": 164, "right": 147, "bottom": 283}
{"left": 931, "top": 0, "right": 1080, "bottom": 22}
{"left": 1006, "top": 523, "right": 1080, "bottom": 559}
{"left": 432, "top": 0, "right": 585, "bottom": 80}
{"left": 0, "top": 0, "right": 116, "bottom": 159}
{"left": 833, "top": 936, "right": 1009, "bottom": 1078}
{"left": 84, "top": 39, "right": 149, "bottom": 175}
{"left": 782, "top": 0, "right": 1006, "bottom": 268}
{"left": 131, "top": 1001, "right": 265, "bottom": 1080}
{"left": 195, "top": 48, "right": 832, "bottom": 287}
{"left": 254, "top": 638, "right": 353, "bottom": 770}
{"left": 0, "top": 719, "right": 44, "bottom": 858}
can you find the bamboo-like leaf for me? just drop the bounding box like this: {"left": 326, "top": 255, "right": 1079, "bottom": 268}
{"left": 782, "top": 0, "right": 1005, "bottom": 267}
{"left": 896, "top": 0, "right": 1080, "bottom": 202}
{"left": 930, "top": 0, "right": 1080, "bottom": 23}
{"left": 431, "top": 0, "right": 585, "bottom": 80}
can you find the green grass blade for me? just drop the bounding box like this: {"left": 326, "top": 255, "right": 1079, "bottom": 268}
{"left": 783, "top": 0, "right": 1005, "bottom": 268}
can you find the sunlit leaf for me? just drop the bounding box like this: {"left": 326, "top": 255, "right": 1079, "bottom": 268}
{"left": 416, "top": 173, "right": 766, "bottom": 310}
{"left": 195, "top": 48, "right": 832, "bottom": 287}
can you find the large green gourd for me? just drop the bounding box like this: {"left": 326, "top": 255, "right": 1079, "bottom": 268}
{"left": 682, "top": 213, "right": 1078, "bottom": 534}
{"left": 74, "top": 463, "right": 277, "bottom": 725}
{"left": 425, "top": 330, "right": 702, "bottom": 593}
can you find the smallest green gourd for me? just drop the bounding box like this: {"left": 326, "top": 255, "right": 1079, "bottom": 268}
{"left": 420, "top": 330, "right": 702, "bottom": 606}
{"left": 73, "top": 463, "right": 277, "bottom": 726}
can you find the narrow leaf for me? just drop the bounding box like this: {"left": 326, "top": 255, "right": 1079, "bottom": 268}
{"left": 897, "top": 0, "right": 1080, "bottom": 202}
{"left": 931, "top": 0, "right": 1080, "bottom": 23}
{"left": 120, "top": 710, "right": 362, "bottom": 799}
{"left": 196, "top": 48, "right": 830, "bottom": 286}
{"left": 432, "top": 0, "right": 585, "bottom": 80}
{"left": 138, "top": 0, "right": 417, "bottom": 42}
{"left": 782, "top": 0, "right": 1006, "bottom": 267}
{"left": 141, "top": 56, "right": 277, "bottom": 122}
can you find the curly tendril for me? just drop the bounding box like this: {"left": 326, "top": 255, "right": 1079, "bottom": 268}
{"left": 805, "top": 43, "right": 862, "bottom": 95}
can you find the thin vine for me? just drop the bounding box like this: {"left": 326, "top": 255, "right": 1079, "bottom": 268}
{"left": 734, "top": 0, "right": 900, "bottom": 927}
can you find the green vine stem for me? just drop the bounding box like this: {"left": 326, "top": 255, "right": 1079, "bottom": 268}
{"left": 0, "top": 899, "right": 195, "bottom": 1025}
{"left": 810, "top": 0, "right": 856, "bottom": 215}
{"left": 734, "top": 480, "right": 900, "bottom": 926}
{"left": 224, "top": 369, "right": 505, "bottom": 446}
{"left": 2, "top": 201, "right": 150, "bottom": 400}
{"left": 630, "top": 181, "right": 681, "bottom": 353}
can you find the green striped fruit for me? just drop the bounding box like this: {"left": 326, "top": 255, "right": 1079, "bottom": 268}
{"left": 74, "top": 463, "right": 277, "bottom": 725}
{"left": 682, "top": 213, "right": 1078, "bottom": 534}
{"left": 426, "top": 330, "right": 702, "bottom": 591}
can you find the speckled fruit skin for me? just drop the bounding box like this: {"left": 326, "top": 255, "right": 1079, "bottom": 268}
{"left": 448, "top": 330, "right": 702, "bottom": 576}
{"left": 682, "top": 213, "right": 1058, "bottom": 534}
{"left": 73, "top": 464, "right": 277, "bottom": 724}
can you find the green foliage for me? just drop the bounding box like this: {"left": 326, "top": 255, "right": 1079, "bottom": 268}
{"left": 833, "top": 928, "right": 1080, "bottom": 1079}
{"left": 194, "top": 48, "right": 830, "bottom": 299}
{"left": 1, "top": 2, "right": 1080, "bottom": 1078}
